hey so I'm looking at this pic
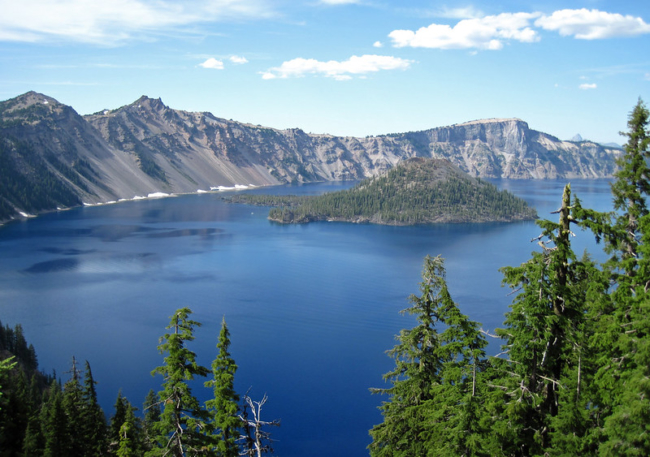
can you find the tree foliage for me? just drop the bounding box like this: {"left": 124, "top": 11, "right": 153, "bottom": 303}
{"left": 204, "top": 318, "right": 241, "bottom": 457}
{"left": 369, "top": 255, "right": 488, "bottom": 456}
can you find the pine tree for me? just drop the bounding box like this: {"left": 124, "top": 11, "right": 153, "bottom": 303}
{"left": 42, "top": 380, "right": 72, "bottom": 457}
{"left": 487, "top": 185, "right": 603, "bottom": 455}
{"left": 569, "top": 99, "right": 650, "bottom": 454}
{"left": 148, "top": 308, "right": 210, "bottom": 457}
{"left": 142, "top": 389, "right": 161, "bottom": 453}
{"left": 81, "top": 360, "right": 107, "bottom": 456}
{"left": 609, "top": 98, "right": 650, "bottom": 278}
{"left": 116, "top": 399, "right": 144, "bottom": 457}
{"left": 0, "top": 356, "right": 19, "bottom": 456}
{"left": 597, "top": 99, "right": 650, "bottom": 455}
{"left": 62, "top": 357, "right": 86, "bottom": 456}
{"left": 0, "top": 356, "right": 16, "bottom": 410}
{"left": 369, "top": 255, "right": 488, "bottom": 456}
{"left": 205, "top": 317, "right": 241, "bottom": 457}
{"left": 110, "top": 391, "right": 129, "bottom": 451}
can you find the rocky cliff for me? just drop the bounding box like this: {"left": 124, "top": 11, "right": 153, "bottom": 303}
{"left": 0, "top": 91, "right": 620, "bottom": 221}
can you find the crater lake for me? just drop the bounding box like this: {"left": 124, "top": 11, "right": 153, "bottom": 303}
{"left": 0, "top": 179, "right": 614, "bottom": 456}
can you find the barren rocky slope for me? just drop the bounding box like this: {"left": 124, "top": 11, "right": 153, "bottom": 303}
{"left": 0, "top": 91, "right": 619, "bottom": 221}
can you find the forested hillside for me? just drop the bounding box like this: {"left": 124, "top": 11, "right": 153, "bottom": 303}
{"left": 230, "top": 158, "right": 537, "bottom": 224}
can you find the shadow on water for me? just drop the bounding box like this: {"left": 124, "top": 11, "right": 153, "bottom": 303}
{"left": 23, "top": 258, "right": 80, "bottom": 273}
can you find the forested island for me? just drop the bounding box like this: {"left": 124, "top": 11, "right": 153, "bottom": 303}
{"left": 228, "top": 158, "right": 538, "bottom": 225}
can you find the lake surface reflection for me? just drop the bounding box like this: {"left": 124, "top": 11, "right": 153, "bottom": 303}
{"left": 0, "top": 179, "right": 613, "bottom": 456}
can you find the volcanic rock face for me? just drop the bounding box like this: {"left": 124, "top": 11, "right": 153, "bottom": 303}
{"left": 0, "top": 91, "right": 619, "bottom": 220}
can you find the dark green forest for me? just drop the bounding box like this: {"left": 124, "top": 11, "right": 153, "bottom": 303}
{"left": 229, "top": 158, "right": 537, "bottom": 225}
{"left": 0, "top": 312, "right": 278, "bottom": 457}
{"left": 1, "top": 99, "right": 650, "bottom": 456}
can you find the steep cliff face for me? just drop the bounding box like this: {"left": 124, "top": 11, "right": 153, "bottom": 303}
{"left": 87, "top": 98, "right": 619, "bottom": 184}
{"left": 395, "top": 119, "right": 619, "bottom": 179}
{"left": 0, "top": 91, "right": 620, "bottom": 221}
{"left": 85, "top": 96, "right": 281, "bottom": 192}
{"left": 85, "top": 97, "right": 407, "bottom": 185}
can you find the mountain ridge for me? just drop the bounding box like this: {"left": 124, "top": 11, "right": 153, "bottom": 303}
{"left": 0, "top": 91, "right": 620, "bottom": 222}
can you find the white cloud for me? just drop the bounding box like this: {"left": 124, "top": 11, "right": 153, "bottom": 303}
{"left": 579, "top": 83, "right": 597, "bottom": 90}
{"left": 0, "top": 0, "right": 275, "bottom": 45}
{"left": 229, "top": 55, "right": 249, "bottom": 64}
{"left": 373, "top": 41, "right": 383, "bottom": 48}
{"left": 536, "top": 9, "right": 650, "bottom": 39}
{"left": 435, "top": 6, "right": 484, "bottom": 20}
{"left": 262, "top": 54, "right": 413, "bottom": 80}
{"left": 319, "top": 0, "right": 361, "bottom": 4}
{"left": 199, "top": 58, "right": 224, "bottom": 70}
{"left": 389, "top": 12, "right": 541, "bottom": 50}
{"left": 646, "top": 73, "right": 650, "bottom": 81}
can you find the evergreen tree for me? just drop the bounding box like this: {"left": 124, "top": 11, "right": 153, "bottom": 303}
{"left": 205, "top": 317, "right": 241, "bottom": 457}
{"left": 609, "top": 98, "right": 650, "bottom": 278}
{"left": 369, "top": 255, "right": 488, "bottom": 456}
{"left": 597, "top": 99, "right": 650, "bottom": 455}
{"left": 569, "top": 98, "right": 650, "bottom": 454}
{"left": 142, "top": 389, "right": 161, "bottom": 453}
{"left": 42, "top": 380, "right": 73, "bottom": 457}
{"left": 115, "top": 399, "right": 144, "bottom": 457}
{"left": 0, "top": 357, "right": 16, "bottom": 408}
{"left": 489, "top": 185, "right": 601, "bottom": 455}
{"left": 110, "top": 391, "right": 129, "bottom": 452}
{"left": 22, "top": 411, "right": 45, "bottom": 457}
{"left": 22, "top": 374, "right": 46, "bottom": 456}
{"left": 0, "top": 356, "right": 19, "bottom": 456}
{"left": 81, "top": 360, "right": 107, "bottom": 457}
{"left": 148, "top": 308, "right": 210, "bottom": 457}
{"left": 62, "top": 357, "right": 86, "bottom": 456}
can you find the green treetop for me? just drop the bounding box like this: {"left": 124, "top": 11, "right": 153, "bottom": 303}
{"left": 149, "top": 307, "right": 210, "bottom": 457}
{"left": 205, "top": 317, "right": 241, "bottom": 457}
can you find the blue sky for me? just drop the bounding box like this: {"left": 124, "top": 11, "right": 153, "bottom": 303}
{"left": 1, "top": 0, "right": 649, "bottom": 144}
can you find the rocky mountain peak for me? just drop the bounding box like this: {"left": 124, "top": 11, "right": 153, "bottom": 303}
{"left": 130, "top": 95, "right": 168, "bottom": 112}
{"left": 1, "top": 91, "right": 63, "bottom": 113}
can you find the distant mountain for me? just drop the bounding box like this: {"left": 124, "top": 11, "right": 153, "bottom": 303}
{"left": 0, "top": 91, "right": 621, "bottom": 222}
{"left": 570, "top": 134, "right": 583, "bottom": 142}
{"left": 601, "top": 142, "right": 622, "bottom": 149}
{"left": 231, "top": 158, "right": 538, "bottom": 225}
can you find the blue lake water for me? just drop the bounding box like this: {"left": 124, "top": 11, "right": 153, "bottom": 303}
{"left": 0, "top": 179, "right": 614, "bottom": 456}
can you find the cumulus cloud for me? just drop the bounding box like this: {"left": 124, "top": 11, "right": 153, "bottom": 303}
{"left": 579, "top": 83, "right": 597, "bottom": 90}
{"left": 261, "top": 54, "right": 413, "bottom": 80}
{"left": 386, "top": 8, "right": 650, "bottom": 51}
{"left": 0, "top": 0, "right": 275, "bottom": 44}
{"left": 536, "top": 9, "right": 650, "bottom": 39}
{"left": 373, "top": 41, "right": 383, "bottom": 48}
{"left": 199, "top": 58, "right": 224, "bottom": 69}
{"left": 229, "top": 55, "right": 248, "bottom": 64}
{"left": 389, "top": 12, "right": 541, "bottom": 50}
